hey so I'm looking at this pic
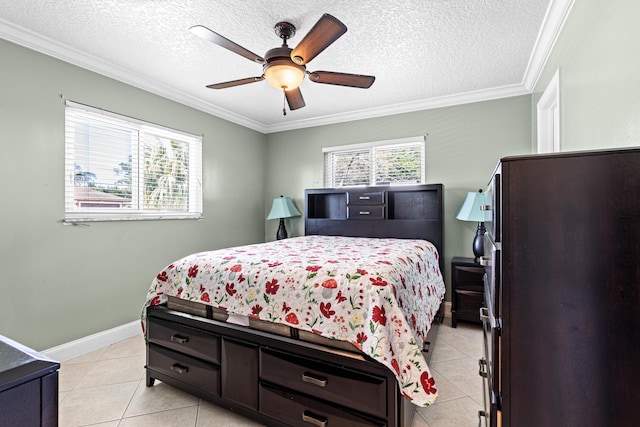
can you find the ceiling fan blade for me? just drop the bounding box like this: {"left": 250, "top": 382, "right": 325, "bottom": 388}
{"left": 290, "top": 14, "right": 347, "bottom": 65}
{"left": 206, "top": 76, "right": 265, "bottom": 89}
{"left": 285, "top": 87, "right": 306, "bottom": 110}
{"left": 308, "top": 71, "right": 375, "bottom": 88}
{"left": 190, "top": 25, "right": 265, "bottom": 64}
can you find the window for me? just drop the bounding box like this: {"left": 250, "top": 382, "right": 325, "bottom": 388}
{"left": 323, "top": 136, "right": 426, "bottom": 187}
{"left": 64, "top": 101, "right": 202, "bottom": 222}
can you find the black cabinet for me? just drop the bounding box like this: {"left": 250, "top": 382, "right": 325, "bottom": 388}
{"left": 481, "top": 148, "right": 640, "bottom": 427}
{"left": 451, "top": 257, "right": 484, "bottom": 327}
{"left": 0, "top": 335, "right": 59, "bottom": 427}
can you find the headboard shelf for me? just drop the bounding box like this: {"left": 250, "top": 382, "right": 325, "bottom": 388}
{"left": 305, "top": 184, "right": 444, "bottom": 272}
{"left": 306, "top": 192, "right": 347, "bottom": 219}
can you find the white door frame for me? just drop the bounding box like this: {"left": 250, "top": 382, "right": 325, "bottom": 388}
{"left": 537, "top": 69, "right": 561, "bottom": 153}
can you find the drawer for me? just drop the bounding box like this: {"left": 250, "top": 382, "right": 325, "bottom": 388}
{"left": 260, "top": 348, "right": 386, "bottom": 419}
{"left": 260, "top": 383, "right": 386, "bottom": 427}
{"left": 147, "top": 343, "right": 220, "bottom": 396}
{"left": 347, "top": 205, "right": 385, "bottom": 220}
{"left": 347, "top": 190, "right": 385, "bottom": 205}
{"left": 453, "top": 265, "right": 485, "bottom": 288}
{"left": 147, "top": 317, "right": 220, "bottom": 364}
{"left": 455, "top": 289, "right": 484, "bottom": 314}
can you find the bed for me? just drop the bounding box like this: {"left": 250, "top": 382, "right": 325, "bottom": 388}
{"left": 143, "top": 184, "right": 445, "bottom": 427}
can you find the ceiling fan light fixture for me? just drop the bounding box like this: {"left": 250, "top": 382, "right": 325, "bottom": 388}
{"left": 264, "top": 60, "right": 306, "bottom": 90}
{"left": 192, "top": 14, "right": 374, "bottom": 112}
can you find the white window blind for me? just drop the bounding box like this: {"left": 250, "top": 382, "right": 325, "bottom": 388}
{"left": 64, "top": 101, "right": 203, "bottom": 222}
{"left": 323, "top": 136, "right": 426, "bottom": 187}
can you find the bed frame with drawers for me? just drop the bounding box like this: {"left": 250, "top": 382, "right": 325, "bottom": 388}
{"left": 145, "top": 184, "right": 444, "bottom": 427}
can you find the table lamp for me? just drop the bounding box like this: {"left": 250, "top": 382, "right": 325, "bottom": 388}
{"left": 456, "top": 189, "right": 492, "bottom": 261}
{"left": 267, "top": 195, "right": 301, "bottom": 240}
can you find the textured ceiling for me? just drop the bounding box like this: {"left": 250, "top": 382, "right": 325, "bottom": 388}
{"left": 0, "top": 0, "right": 565, "bottom": 133}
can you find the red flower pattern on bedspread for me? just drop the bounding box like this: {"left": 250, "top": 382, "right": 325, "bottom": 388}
{"left": 142, "top": 235, "right": 445, "bottom": 406}
{"left": 225, "top": 283, "right": 237, "bottom": 296}
{"left": 319, "top": 302, "right": 335, "bottom": 318}
{"left": 265, "top": 279, "right": 279, "bottom": 295}
{"left": 187, "top": 264, "right": 198, "bottom": 278}
{"left": 370, "top": 276, "right": 388, "bottom": 286}
{"left": 420, "top": 371, "right": 437, "bottom": 395}
{"left": 372, "top": 305, "right": 387, "bottom": 326}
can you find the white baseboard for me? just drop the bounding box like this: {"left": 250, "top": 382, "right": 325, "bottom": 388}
{"left": 443, "top": 301, "right": 452, "bottom": 318}
{"left": 42, "top": 320, "right": 142, "bottom": 363}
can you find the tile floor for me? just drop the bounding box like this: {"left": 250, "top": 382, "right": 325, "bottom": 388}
{"left": 58, "top": 319, "right": 483, "bottom": 427}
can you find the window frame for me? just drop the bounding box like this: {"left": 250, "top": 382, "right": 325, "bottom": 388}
{"left": 64, "top": 101, "right": 203, "bottom": 222}
{"left": 323, "top": 136, "right": 426, "bottom": 188}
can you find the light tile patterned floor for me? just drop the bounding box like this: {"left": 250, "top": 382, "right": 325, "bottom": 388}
{"left": 58, "top": 319, "right": 483, "bottom": 427}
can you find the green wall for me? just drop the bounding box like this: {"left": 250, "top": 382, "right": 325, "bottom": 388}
{"left": 533, "top": 0, "right": 640, "bottom": 150}
{"left": 265, "top": 96, "right": 533, "bottom": 298}
{"left": 0, "top": 38, "right": 267, "bottom": 350}
{"left": 6, "top": 0, "right": 638, "bottom": 351}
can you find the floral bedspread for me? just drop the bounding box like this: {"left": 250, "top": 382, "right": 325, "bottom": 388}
{"left": 143, "top": 235, "right": 445, "bottom": 406}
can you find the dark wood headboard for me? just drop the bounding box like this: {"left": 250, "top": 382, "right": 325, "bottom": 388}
{"left": 304, "top": 184, "right": 444, "bottom": 272}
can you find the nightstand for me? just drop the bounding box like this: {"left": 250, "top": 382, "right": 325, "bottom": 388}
{"left": 0, "top": 335, "right": 59, "bottom": 426}
{"left": 451, "top": 257, "right": 485, "bottom": 327}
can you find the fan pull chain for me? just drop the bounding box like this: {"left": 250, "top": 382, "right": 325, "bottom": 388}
{"left": 282, "top": 89, "right": 287, "bottom": 116}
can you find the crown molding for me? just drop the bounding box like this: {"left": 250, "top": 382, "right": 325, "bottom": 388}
{"left": 522, "top": 0, "right": 575, "bottom": 92}
{"left": 0, "top": 17, "right": 267, "bottom": 133}
{"left": 266, "top": 0, "right": 576, "bottom": 133}
{"left": 263, "top": 84, "right": 530, "bottom": 133}
{"left": 1, "top": 0, "right": 574, "bottom": 134}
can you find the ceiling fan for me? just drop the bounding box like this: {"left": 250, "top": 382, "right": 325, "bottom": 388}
{"left": 190, "top": 13, "right": 375, "bottom": 114}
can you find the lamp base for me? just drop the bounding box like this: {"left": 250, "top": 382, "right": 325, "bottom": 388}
{"left": 276, "top": 218, "right": 288, "bottom": 240}
{"left": 473, "top": 222, "right": 486, "bottom": 262}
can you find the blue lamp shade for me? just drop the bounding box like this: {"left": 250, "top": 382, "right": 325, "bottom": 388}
{"left": 456, "top": 191, "right": 492, "bottom": 261}
{"left": 456, "top": 191, "right": 492, "bottom": 222}
{"left": 267, "top": 196, "right": 301, "bottom": 240}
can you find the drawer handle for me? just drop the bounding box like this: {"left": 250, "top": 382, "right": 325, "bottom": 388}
{"left": 170, "top": 363, "right": 189, "bottom": 374}
{"left": 358, "top": 196, "right": 371, "bottom": 200}
{"left": 478, "top": 410, "right": 488, "bottom": 425}
{"left": 302, "top": 411, "right": 328, "bottom": 427}
{"left": 359, "top": 211, "right": 371, "bottom": 215}
{"left": 478, "top": 358, "right": 488, "bottom": 378}
{"left": 302, "top": 372, "right": 328, "bottom": 387}
{"left": 170, "top": 334, "right": 189, "bottom": 344}
{"left": 479, "top": 307, "right": 489, "bottom": 323}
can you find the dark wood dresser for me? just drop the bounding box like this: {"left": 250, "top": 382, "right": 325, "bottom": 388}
{"left": 0, "top": 335, "right": 59, "bottom": 427}
{"left": 480, "top": 148, "right": 640, "bottom": 427}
